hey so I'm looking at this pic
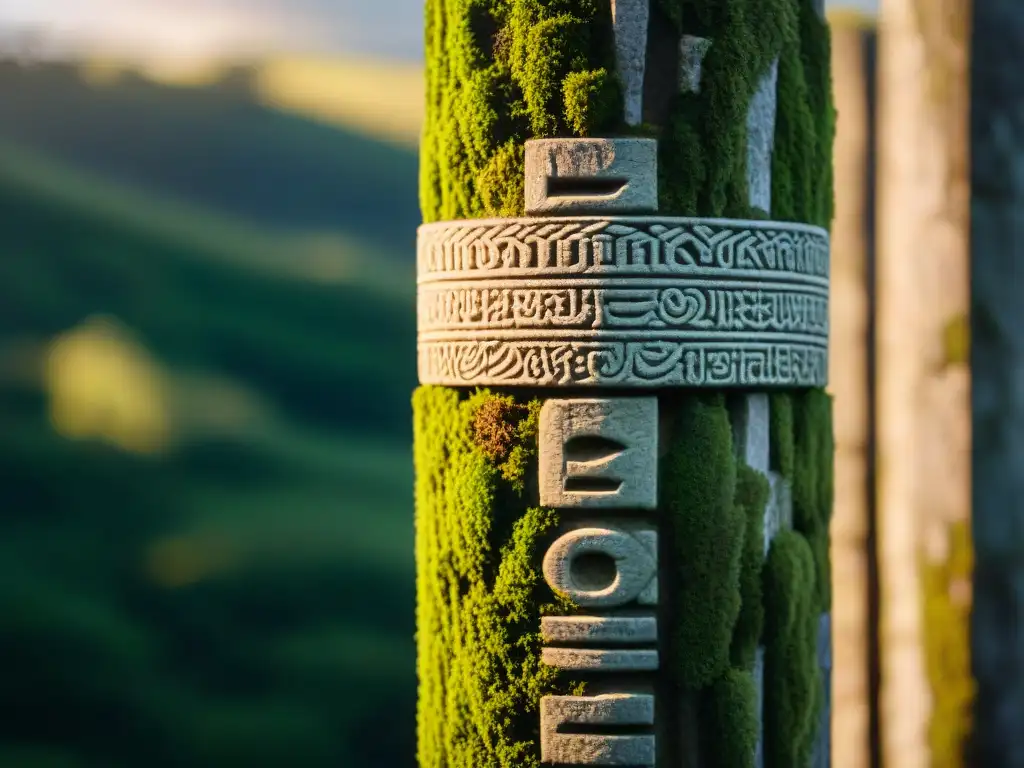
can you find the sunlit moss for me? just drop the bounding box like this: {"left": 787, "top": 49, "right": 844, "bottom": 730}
{"left": 414, "top": 387, "right": 577, "bottom": 768}
{"left": 419, "top": 0, "right": 836, "bottom": 764}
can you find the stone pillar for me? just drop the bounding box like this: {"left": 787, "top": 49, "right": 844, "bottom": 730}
{"left": 876, "top": 0, "right": 971, "bottom": 766}
{"left": 828, "top": 12, "right": 878, "bottom": 768}
{"left": 970, "top": 1, "right": 1024, "bottom": 765}
{"left": 414, "top": 2, "right": 836, "bottom": 766}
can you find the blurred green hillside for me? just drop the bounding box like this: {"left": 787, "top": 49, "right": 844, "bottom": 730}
{"left": 0, "top": 59, "right": 419, "bottom": 767}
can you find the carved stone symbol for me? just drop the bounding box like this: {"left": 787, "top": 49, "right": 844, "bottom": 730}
{"left": 541, "top": 693, "right": 656, "bottom": 766}
{"left": 609, "top": 0, "right": 650, "bottom": 126}
{"left": 524, "top": 138, "right": 658, "bottom": 216}
{"left": 539, "top": 398, "right": 658, "bottom": 509}
{"left": 542, "top": 525, "right": 657, "bottom": 607}
{"left": 541, "top": 647, "right": 659, "bottom": 671}
{"left": 541, "top": 615, "right": 657, "bottom": 644}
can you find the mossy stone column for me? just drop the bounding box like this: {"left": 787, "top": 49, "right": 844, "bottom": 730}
{"left": 414, "top": 2, "right": 835, "bottom": 766}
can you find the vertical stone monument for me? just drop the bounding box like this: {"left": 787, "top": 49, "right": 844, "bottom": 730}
{"left": 414, "top": 2, "right": 835, "bottom": 766}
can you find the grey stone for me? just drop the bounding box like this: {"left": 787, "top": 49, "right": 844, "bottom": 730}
{"left": 610, "top": 0, "right": 650, "bottom": 126}
{"left": 734, "top": 393, "right": 770, "bottom": 473}
{"left": 739, "top": 55, "right": 791, "bottom": 768}
{"left": 746, "top": 58, "right": 780, "bottom": 215}
{"left": 542, "top": 525, "right": 658, "bottom": 608}
{"left": 541, "top": 614, "right": 658, "bottom": 644}
{"left": 541, "top": 647, "right": 659, "bottom": 672}
{"left": 524, "top": 138, "right": 658, "bottom": 216}
{"left": 539, "top": 398, "right": 659, "bottom": 510}
{"left": 678, "top": 36, "right": 712, "bottom": 94}
{"left": 811, "top": 613, "right": 832, "bottom": 768}
{"left": 541, "top": 693, "right": 656, "bottom": 766}
{"left": 764, "top": 472, "right": 793, "bottom": 557}
{"left": 416, "top": 216, "right": 831, "bottom": 389}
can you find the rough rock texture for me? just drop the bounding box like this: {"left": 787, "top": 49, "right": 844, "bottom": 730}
{"left": 541, "top": 693, "right": 656, "bottom": 765}
{"left": 542, "top": 525, "right": 658, "bottom": 607}
{"left": 539, "top": 398, "right": 659, "bottom": 510}
{"left": 610, "top": 0, "right": 650, "bottom": 126}
{"left": 970, "top": 1, "right": 1024, "bottom": 765}
{"left": 524, "top": 137, "right": 659, "bottom": 215}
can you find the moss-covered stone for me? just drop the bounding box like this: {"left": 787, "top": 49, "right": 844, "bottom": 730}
{"left": 769, "top": 393, "right": 795, "bottom": 480}
{"left": 791, "top": 389, "right": 835, "bottom": 612}
{"left": 418, "top": 0, "right": 836, "bottom": 765}
{"left": 703, "top": 668, "right": 761, "bottom": 768}
{"left": 414, "top": 387, "right": 577, "bottom": 768}
{"left": 922, "top": 520, "right": 974, "bottom": 768}
{"left": 662, "top": 394, "right": 742, "bottom": 688}
{"left": 732, "top": 464, "right": 770, "bottom": 670}
{"left": 762, "top": 530, "right": 820, "bottom": 768}
{"left": 421, "top": 0, "right": 621, "bottom": 223}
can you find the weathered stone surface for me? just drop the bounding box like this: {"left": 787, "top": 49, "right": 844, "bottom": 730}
{"left": 610, "top": 0, "right": 650, "bottom": 126}
{"left": 542, "top": 525, "right": 658, "bottom": 608}
{"left": 738, "top": 53, "right": 790, "bottom": 768}
{"left": 679, "top": 36, "right": 712, "bottom": 94}
{"left": 417, "top": 216, "right": 831, "bottom": 388}
{"left": 541, "top": 614, "right": 658, "bottom": 644}
{"left": 524, "top": 138, "right": 658, "bottom": 216}
{"left": 541, "top": 647, "right": 659, "bottom": 671}
{"left": 541, "top": 693, "right": 656, "bottom": 766}
{"left": 746, "top": 59, "right": 780, "bottom": 215}
{"left": 539, "top": 398, "right": 658, "bottom": 510}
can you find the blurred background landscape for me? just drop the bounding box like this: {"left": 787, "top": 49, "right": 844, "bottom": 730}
{"left": 0, "top": 1, "right": 883, "bottom": 767}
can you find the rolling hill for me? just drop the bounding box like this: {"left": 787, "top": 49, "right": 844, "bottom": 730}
{"left": 0, "top": 58, "right": 420, "bottom": 767}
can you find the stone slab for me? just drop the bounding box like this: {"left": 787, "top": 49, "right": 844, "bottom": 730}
{"left": 541, "top": 693, "right": 656, "bottom": 766}
{"left": 524, "top": 138, "right": 658, "bottom": 216}
{"left": 539, "top": 398, "right": 659, "bottom": 510}
{"left": 541, "top": 647, "right": 659, "bottom": 672}
{"left": 541, "top": 615, "right": 658, "bottom": 644}
{"left": 542, "top": 524, "right": 658, "bottom": 607}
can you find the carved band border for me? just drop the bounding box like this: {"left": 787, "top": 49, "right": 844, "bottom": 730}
{"left": 416, "top": 216, "right": 830, "bottom": 388}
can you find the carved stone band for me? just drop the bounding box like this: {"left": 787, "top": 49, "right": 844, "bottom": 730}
{"left": 416, "top": 216, "right": 830, "bottom": 388}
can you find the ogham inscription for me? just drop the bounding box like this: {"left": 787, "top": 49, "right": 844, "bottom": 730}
{"left": 538, "top": 398, "right": 660, "bottom": 765}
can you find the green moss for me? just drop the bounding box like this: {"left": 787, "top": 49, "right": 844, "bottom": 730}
{"left": 471, "top": 394, "right": 542, "bottom": 494}
{"left": 771, "top": 0, "right": 835, "bottom": 228}
{"left": 656, "top": 0, "right": 796, "bottom": 217}
{"left": 768, "top": 393, "right": 795, "bottom": 480}
{"left": 703, "top": 668, "right": 760, "bottom": 768}
{"left": 731, "top": 464, "right": 770, "bottom": 670}
{"left": 563, "top": 68, "right": 621, "bottom": 135}
{"left": 663, "top": 395, "right": 742, "bottom": 688}
{"left": 791, "top": 390, "right": 834, "bottom": 612}
{"left": 922, "top": 520, "right": 974, "bottom": 768}
{"left": 420, "top": 0, "right": 837, "bottom": 765}
{"left": 762, "top": 530, "right": 820, "bottom": 768}
{"left": 414, "top": 386, "right": 576, "bottom": 768}
{"left": 421, "top": 0, "right": 619, "bottom": 222}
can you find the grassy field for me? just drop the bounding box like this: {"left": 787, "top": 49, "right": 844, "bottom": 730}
{"left": 0, "top": 58, "right": 420, "bottom": 766}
